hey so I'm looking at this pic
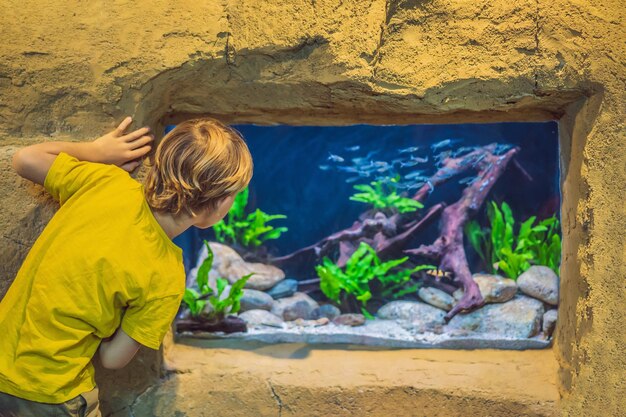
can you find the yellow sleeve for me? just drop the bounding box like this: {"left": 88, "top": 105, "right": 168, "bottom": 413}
{"left": 43, "top": 151, "right": 120, "bottom": 206}
{"left": 120, "top": 294, "right": 183, "bottom": 350}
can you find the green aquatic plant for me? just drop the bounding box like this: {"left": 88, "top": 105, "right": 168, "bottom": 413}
{"left": 182, "top": 239, "right": 253, "bottom": 320}
{"left": 350, "top": 176, "right": 423, "bottom": 214}
{"left": 316, "top": 242, "right": 435, "bottom": 317}
{"left": 213, "top": 187, "right": 288, "bottom": 248}
{"left": 465, "top": 201, "right": 561, "bottom": 279}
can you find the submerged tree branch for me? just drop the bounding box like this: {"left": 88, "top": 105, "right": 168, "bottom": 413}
{"left": 406, "top": 145, "right": 520, "bottom": 321}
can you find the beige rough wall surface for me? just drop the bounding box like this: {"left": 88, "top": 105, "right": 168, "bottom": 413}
{"left": 126, "top": 339, "right": 559, "bottom": 417}
{"left": 0, "top": 0, "right": 624, "bottom": 416}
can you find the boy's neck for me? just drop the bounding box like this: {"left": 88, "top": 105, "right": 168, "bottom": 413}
{"left": 150, "top": 208, "right": 196, "bottom": 240}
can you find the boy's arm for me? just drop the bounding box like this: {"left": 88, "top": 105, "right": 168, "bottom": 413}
{"left": 11, "top": 116, "right": 154, "bottom": 185}
{"left": 98, "top": 327, "right": 141, "bottom": 370}
{"left": 99, "top": 292, "right": 183, "bottom": 369}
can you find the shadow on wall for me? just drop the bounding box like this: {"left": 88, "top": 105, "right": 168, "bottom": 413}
{"left": 0, "top": 187, "right": 58, "bottom": 299}
{"left": 95, "top": 347, "right": 166, "bottom": 417}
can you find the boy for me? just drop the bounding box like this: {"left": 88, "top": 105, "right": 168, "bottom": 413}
{"left": 0, "top": 116, "right": 253, "bottom": 416}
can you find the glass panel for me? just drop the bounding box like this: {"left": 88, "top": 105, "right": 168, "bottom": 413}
{"left": 174, "top": 121, "right": 561, "bottom": 349}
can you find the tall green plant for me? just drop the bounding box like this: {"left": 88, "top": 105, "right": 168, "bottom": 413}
{"left": 182, "top": 239, "right": 253, "bottom": 320}
{"left": 465, "top": 201, "right": 561, "bottom": 279}
{"left": 213, "top": 187, "right": 288, "bottom": 248}
{"left": 350, "top": 176, "right": 423, "bottom": 214}
{"left": 315, "top": 242, "right": 434, "bottom": 317}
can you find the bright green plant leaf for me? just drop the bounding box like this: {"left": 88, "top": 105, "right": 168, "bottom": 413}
{"left": 465, "top": 201, "right": 562, "bottom": 279}
{"left": 212, "top": 187, "right": 288, "bottom": 248}
{"left": 181, "top": 240, "right": 255, "bottom": 320}
{"left": 350, "top": 178, "right": 423, "bottom": 214}
{"left": 315, "top": 242, "right": 434, "bottom": 315}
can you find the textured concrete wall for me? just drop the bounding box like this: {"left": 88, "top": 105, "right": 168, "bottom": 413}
{"left": 1, "top": 1, "right": 624, "bottom": 416}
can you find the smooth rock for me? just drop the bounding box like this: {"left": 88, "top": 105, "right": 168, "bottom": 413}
{"left": 266, "top": 278, "right": 298, "bottom": 299}
{"left": 287, "top": 317, "right": 330, "bottom": 328}
{"left": 446, "top": 295, "right": 545, "bottom": 338}
{"left": 474, "top": 273, "right": 518, "bottom": 303}
{"left": 453, "top": 274, "right": 518, "bottom": 304}
{"left": 418, "top": 287, "right": 455, "bottom": 311}
{"left": 377, "top": 301, "right": 446, "bottom": 327}
{"left": 517, "top": 266, "right": 560, "bottom": 305}
{"left": 190, "top": 242, "right": 285, "bottom": 291}
{"left": 282, "top": 300, "right": 314, "bottom": 321}
{"left": 396, "top": 320, "right": 445, "bottom": 335}
{"left": 332, "top": 313, "right": 366, "bottom": 326}
{"left": 311, "top": 304, "right": 341, "bottom": 320}
{"left": 239, "top": 309, "right": 284, "bottom": 328}
{"left": 542, "top": 309, "right": 558, "bottom": 338}
{"left": 271, "top": 292, "right": 319, "bottom": 320}
{"left": 239, "top": 289, "right": 275, "bottom": 312}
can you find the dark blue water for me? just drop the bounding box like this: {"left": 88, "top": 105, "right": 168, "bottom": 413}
{"left": 173, "top": 122, "right": 560, "bottom": 275}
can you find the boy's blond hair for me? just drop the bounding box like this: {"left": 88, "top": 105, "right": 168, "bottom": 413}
{"left": 143, "top": 118, "right": 253, "bottom": 218}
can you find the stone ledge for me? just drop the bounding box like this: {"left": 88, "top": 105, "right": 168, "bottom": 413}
{"left": 134, "top": 339, "right": 559, "bottom": 417}
{"left": 177, "top": 318, "right": 552, "bottom": 350}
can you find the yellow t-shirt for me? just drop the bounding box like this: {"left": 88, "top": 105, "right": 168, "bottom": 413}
{"left": 0, "top": 151, "right": 185, "bottom": 403}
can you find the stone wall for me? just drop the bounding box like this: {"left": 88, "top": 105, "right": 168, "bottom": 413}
{"left": 1, "top": 1, "right": 624, "bottom": 416}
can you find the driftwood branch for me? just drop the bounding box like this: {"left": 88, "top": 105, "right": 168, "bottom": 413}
{"left": 406, "top": 145, "right": 520, "bottom": 321}
{"left": 176, "top": 316, "right": 247, "bottom": 333}
{"left": 272, "top": 211, "right": 407, "bottom": 271}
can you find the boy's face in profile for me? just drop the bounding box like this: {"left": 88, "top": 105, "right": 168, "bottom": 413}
{"left": 194, "top": 194, "right": 236, "bottom": 229}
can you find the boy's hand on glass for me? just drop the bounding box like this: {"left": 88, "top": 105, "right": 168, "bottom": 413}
{"left": 92, "top": 116, "right": 154, "bottom": 172}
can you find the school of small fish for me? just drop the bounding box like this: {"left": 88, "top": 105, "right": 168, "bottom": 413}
{"left": 319, "top": 140, "right": 515, "bottom": 195}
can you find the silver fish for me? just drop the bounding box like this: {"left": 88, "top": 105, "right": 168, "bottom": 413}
{"left": 406, "top": 170, "right": 427, "bottom": 180}
{"left": 410, "top": 156, "right": 429, "bottom": 163}
{"left": 400, "top": 160, "right": 421, "bottom": 168}
{"left": 399, "top": 146, "right": 420, "bottom": 153}
{"left": 319, "top": 164, "right": 331, "bottom": 171}
{"left": 405, "top": 182, "right": 424, "bottom": 190}
{"left": 328, "top": 153, "right": 345, "bottom": 163}
{"left": 375, "top": 175, "right": 394, "bottom": 183}
{"left": 336, "top": 166, "right": 360, "bottom": 173}
{"left": 452, "top": 146, "right": 478, "bottom": 158}
{"left": 346, "top": 176, "right": 362, "bottom": 183}
{"left": 351, "top": 150, "right": 380, "bottom": 165}
{"left": 357, "top": 162, "right": 377, "bottom": 172}
{"left": 431, "top": 139, "right": 461, "bottom": 151}
{"left": 345, "top": 145, "right": 361, "bottom": 152}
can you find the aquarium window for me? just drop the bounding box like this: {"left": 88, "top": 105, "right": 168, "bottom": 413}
{"left": 172, "top": 121, "right": 561, "bottom": 349}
